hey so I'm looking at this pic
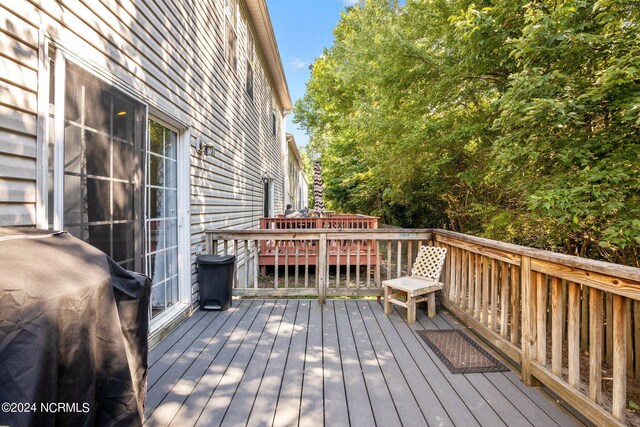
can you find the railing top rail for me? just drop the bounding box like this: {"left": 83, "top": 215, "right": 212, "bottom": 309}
{"left": 264, "top": 214, "right": 379, "bottom": 219}
{"left": 204, "top": 227, "right": 640, "bottom": 284}
{"left": 205, "top": 228, "right": 432, "bottom": 240}
{"left": 435, "top": 229, "right": 640, "bottom": 284}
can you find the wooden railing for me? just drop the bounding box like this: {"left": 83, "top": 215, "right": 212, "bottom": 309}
{"left": 204, "top": 227, "right": 640, "bottom": 425}
{"left": 260, "top": 215, "right": 378, "bottom": 230}
{"left": 434, "top": 230, "right": 640, "bottom": 426}
{"left": 205, "top": 229, "right": 431, "bottom": 300}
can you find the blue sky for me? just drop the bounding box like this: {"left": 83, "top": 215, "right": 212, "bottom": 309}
{"left": 266, "top": 0, "right": 358, "bottom": 148}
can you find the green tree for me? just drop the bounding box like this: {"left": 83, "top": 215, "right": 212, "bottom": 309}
{"left": 295, "top": 0, "right": 640, "bottom": 266}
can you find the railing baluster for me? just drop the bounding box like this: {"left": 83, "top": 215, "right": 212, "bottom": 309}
{"left": 243, "top": 240, "right": 249, "bottom": 288}
{"left": 253, "top": 240, "right": 258, "bottom": 289}
{"left": 438, "top": 242, "right": 451, "bottom": 297}
{"left": 233, "top": 240, "right": 238, "bottom": 289}
{"left": 468, "top": 253, "right": 475, "bottom": 316}
{"left": 627, "top": 302, "right": 633, "bottom": 375}
{"left": 318, "top": 234, "right": 327, "bottom": 304}
{"left": 356, "top": 240, "right": 361, "bottom": 289}
{"left": 482, "top": 255, "right": 489, "bottom": 326}
{"left": 491, "top": 259, "right": 498, "bottom": 331}
{"left": 581, "top": 286, "right": 589, "bottom": 351}
{"left": 284, "top": 241, "right": 289, "bottom": 288}
{"left": 612, "top": 295, "right": 627, "bottom": 422}
{"left": 510, "top": 265, "right": 520, "bottom": 345}
{"left": 461, "top": 250, "right": 468, "bottom": 311}
{"left": 474, "top": 253, "right": 481, "bottom": 320}
{"left": 589, "top": 288, "right": 603, "bottom": 404}
{"left": 347, "top": 240, "right": 351, "bottom": 286}
{"left": 451, "top": 247, "right": 458, "bottom": 304}
{"left": 386, "top": 240, "right": 391, "bottom": 281}
{"left": 336, "top": 240, "right": 340, "bottom": 288}
{"left": 375, "top": 240, "right": 381, "bottom": 287}
{"left": 295, "top": 240, "right": 299, "bottom": 287}
{"left": 326, "top": 239, "right": 331, "bottom": 290}
{"left": 397, "top": 241, "right": 402, "bottom": 278}
{"left": 606, "top": 294, "right": 613, "bottom": 364}
{"left": 500, "top": 262, "right": 509, "bottom": 338}
{"left": 304, "top": 240, "right": 309, "bottom": 288}
{"left": 274, "top": 241, "right": 279, "bottom": 288}
{"left": 568, "top": 281, "right": 580, "bottom": 389}
{"left": 536, "top": 272, "right": 547, "bottom": 365}
{"left": 551, "top": 276, "right": 563, "bottom": 376}
{"left": 635, "top": 301, "right": 640, "bottom": 380}
{"left": 407, "top": 241, "right": 413, "bottom": 275}
{"left": 366, "top": 242, "right": 371, "bottom": 288}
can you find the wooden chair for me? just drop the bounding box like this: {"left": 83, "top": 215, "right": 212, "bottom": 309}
{"left": 383, "top": 245, "right": 447, "bottom": 324}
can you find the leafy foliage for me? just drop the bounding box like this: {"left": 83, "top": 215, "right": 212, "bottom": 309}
{"left": 294, "top": 0, "right": 640, "bottom": 266}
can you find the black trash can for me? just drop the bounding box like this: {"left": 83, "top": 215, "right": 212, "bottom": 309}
{"left": 196, "top": 254, "right": 235, "bottom": 311}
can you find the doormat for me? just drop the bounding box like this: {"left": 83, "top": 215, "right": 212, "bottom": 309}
{"left": 416, "top": 329, "right": 509, "bottom": 374}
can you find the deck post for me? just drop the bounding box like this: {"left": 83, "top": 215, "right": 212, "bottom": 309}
{"left": 318, "top": 233, "right": 327, "bottom": 304}
{"left": 520, "top": 255, "right": 539, "bottom": 386}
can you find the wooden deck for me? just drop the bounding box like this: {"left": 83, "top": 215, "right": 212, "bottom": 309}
{"left": 145, "top": 299, "right": 584, "bottom": 427}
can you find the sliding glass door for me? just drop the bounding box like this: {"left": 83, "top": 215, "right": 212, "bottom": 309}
{"left": 62, "top": 61, "right": 145, "bottom": 271}
{"left": 49, "top": 58, "right": 186, "bottom": 323}
{"left": 147, "top": 119, "right": 180, "bottom": 318}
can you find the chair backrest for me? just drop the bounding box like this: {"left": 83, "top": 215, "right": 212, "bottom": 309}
{"left": 411, "top": 245, "right": 447, "bottom": 280}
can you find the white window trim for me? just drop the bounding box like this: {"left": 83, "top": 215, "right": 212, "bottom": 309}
{"left": 35, "top": 31, "right": 49, "bottom": 229}
{"left": 52, "top": 48, "right": 65, "bottom": 231}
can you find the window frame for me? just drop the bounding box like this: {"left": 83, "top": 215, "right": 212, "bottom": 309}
{"left": 245, "top": 22, "right": 255, "bottom": 99}
{"left": 224, "top": 0, "right": 238, "bottom": 73}
{"left": 272, "top": 110, "right": 277, "bottom": 136}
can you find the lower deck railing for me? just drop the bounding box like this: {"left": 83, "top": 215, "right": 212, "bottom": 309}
{"left": 204, "top": 227, "right": 640, "bottom": 426}
{"left": 434, "top": 230, "right": 640, "bottom": 426}
{"left": 205, "top": 229, "right": 432, "bottom": 299}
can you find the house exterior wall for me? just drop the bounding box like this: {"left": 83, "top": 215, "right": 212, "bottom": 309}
{"left": 285, "top": 134, "right": 308, "bottom": 210}
{"left": 298, "top": 168, "right": 309, "bottom": 209}
{"left": 0, "top": 0, "right": 289, "bottom": 320}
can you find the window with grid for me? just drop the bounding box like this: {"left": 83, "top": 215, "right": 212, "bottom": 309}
{"left": 225, "top": 0, "right": 238, "bottom": 72}
{"left": 147, "top": 119, "right": 180, "bottom": 318}
{"left": 61, "top": 61, "right": 145, "bottom": 272}
{"left": 246, "top": 25, "right": 255, "bottom": 98}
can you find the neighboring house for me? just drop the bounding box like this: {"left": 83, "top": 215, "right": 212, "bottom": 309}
{"left": 0, "top": 0, "right": 291, "bottom": 335}
{"left": 285, "top": 133, "right": 308, "bottom": 210}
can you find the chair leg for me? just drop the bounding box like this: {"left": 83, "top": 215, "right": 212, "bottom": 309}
{"left": 407, "top": 294, "right": 416, "bottom": 324}
{"left": 383, "top": 285, "right": 391, "bottom": 315}
{"left": 427, "top": 292, "right": 436, "bottom": 318}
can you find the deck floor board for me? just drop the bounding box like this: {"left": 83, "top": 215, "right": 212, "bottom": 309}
{"left": 271, "top": 300, "right": 310, "bottom": 427}
{"left": 246, "top": 300, "right": 299, "bottom": 426}
{"left": 334, "top": 301, "right": 376, "bottom": 427}
{"left": 146, "top": 299, "right": 584, "bottom": 427}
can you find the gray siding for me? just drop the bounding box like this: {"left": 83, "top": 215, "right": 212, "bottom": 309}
{"left": 0, "top": 6, "right": 38, "bottom": 226}
{"left": 0, "top": 0, "right": 287, "bottom": 302}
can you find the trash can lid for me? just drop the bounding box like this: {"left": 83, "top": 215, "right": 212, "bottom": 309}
{"left": 197, "top": 254, "right": 235, "bottom": 265}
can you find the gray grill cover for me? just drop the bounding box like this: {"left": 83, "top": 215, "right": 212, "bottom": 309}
{"left": 0, "top": 229, "right": 150, "bottom": 426}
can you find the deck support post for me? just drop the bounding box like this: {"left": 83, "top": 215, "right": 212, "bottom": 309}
{"left": 318, "top": 233, "right": 327, "bottom": 304}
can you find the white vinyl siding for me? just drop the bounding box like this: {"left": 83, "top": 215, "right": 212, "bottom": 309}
{"left": 0, "top": 0, "right": 287, "bottom": 305}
